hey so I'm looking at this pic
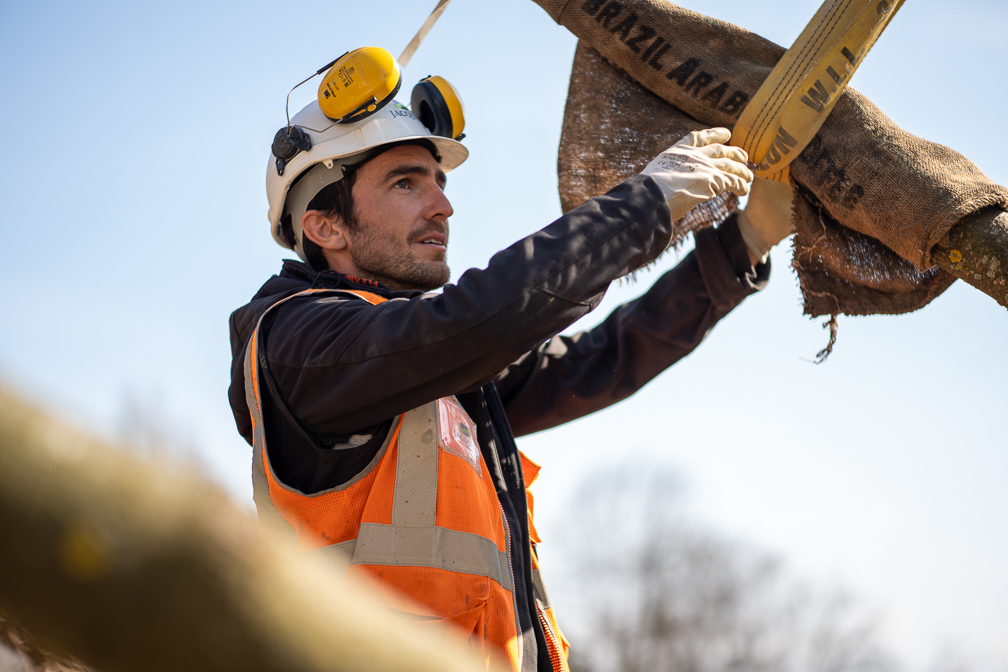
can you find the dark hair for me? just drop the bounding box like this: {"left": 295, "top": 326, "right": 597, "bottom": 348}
{"left": 280, "top": 141, "right": 439, "bottom": 271}
{"left": 279, "top": 165, "right": 362, "bottom": 272}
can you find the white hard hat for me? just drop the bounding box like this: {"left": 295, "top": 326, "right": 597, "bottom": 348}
{"left": 266, "top": 99, "right": 468, "bottom": 260}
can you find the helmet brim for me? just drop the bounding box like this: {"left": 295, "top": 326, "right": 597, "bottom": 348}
{"left": 266, "top": 100, "right": 469, "bottom": 253}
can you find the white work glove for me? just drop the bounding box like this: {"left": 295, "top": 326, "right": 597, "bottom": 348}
{"left": 641, "top": 128, "right": 754, "bottom": 221}
{"left": 737, "top": 177, "right": 795, "bottom": 263}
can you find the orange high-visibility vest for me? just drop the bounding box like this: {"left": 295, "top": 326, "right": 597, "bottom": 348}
{"left": 244, "top": 288, "right": 569, "bottom": 671}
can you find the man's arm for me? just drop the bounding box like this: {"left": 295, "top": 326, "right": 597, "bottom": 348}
{"left": 262, "top": 176, "right": 676, "bottom": 437}
{"left": 494, "top": 216, "right": 768, "bottom": 436}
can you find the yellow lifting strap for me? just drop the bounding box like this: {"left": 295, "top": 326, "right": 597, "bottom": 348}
{"left": 399, "top": 0, "right": 453, "bottom": 67}
{"left": 731, "top": 0, "right": 905, "bottom": 183}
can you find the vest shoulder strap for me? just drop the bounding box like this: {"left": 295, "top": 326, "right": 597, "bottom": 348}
{"left": 244, "top": 286, "right": 391, "bottom": 536}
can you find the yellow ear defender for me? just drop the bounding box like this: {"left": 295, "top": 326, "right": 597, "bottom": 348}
{"left": 317, "top": 47, "right": 402, "bottom": 122}
{"left": 411, "top": 76, "right": 466, "bottom": 141}
{"left": 271, "top": 49, "right": 466, "bottom": 175}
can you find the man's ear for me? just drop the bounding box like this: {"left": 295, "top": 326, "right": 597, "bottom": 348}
{"left": 301, "top": 210, "right": 349, "bottom": 251}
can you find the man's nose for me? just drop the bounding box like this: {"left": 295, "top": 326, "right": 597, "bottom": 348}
{"left": 427, "top": 185, "right": 453, "bottom": 221}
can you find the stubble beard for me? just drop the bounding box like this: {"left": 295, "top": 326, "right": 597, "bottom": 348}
{"left": 347, "top": 218, "right": 451, "bottom": 292}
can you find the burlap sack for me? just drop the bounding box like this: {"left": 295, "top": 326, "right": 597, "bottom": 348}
{"left": 540, "top": 0, "right": 1008, "bottom": 316}
{"left": 559, "top": 42, "right": 739, "bottom": 255}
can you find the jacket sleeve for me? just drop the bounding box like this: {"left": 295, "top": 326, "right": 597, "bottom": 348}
{"left": 263, "top": 175, "right": 677, "bottom": 437}
{"left": 493, "top": 215, "right": 769, "bottom": 436}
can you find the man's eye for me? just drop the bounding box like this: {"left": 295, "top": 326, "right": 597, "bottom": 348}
{"left": 394, "top": 179, "right": 410, "bottom": 189}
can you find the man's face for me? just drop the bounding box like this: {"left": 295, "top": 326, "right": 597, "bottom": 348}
{"left": 342, "top": 144, "right": 453, "bottom": 291}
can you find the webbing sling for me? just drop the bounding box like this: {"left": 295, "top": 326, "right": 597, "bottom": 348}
{"left": 731, "top": 0, "right": 905, "bottom": 182}
{"left": 399, "top": 0, "right": 453, "bottom": 67}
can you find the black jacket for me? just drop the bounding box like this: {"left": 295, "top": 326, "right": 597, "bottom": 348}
{"left": 228, "top": 175, "right": 768, "bottom": 671}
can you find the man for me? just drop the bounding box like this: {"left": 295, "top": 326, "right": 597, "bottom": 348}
{"left": 228, "top": 94, "right": 790, "bottom": 671}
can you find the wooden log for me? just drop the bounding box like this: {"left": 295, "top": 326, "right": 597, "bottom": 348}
{"left": 0, "top": 385, "right": 499, "bottom": 672}
{"left": 930, "top": 207, "right": 1008, "bottom": 308}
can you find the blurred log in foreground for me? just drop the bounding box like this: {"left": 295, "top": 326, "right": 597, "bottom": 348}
{"left": 0, "top": 384, "right": 498, "bottom": 672}
{"left": 1, "top": 614, "right": 92, "bottom": 672}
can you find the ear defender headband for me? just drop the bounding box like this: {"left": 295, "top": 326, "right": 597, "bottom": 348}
{"left": 271, "top": 47, "right": 466, "bottom": 173}
{"left": 272, "top": 47, "right": 403, "bottom": 175}
{"left": 411, "top": 76, "right": 465, "bottom": 141}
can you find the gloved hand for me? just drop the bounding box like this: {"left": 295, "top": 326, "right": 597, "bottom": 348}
{"left": 641, "top": 128, "right": 754, "bottom": 221}
{"left": 737, "top": 177, "right": 795, "bottom": 263}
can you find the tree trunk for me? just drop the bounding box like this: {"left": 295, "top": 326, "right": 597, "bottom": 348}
{"left": 930, "top": 207, "right": 1008, "bottom": 308}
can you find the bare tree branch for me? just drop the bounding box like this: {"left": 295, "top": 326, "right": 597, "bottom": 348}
{"left": 559, "top": 465, "right": 896, "bottom": 672}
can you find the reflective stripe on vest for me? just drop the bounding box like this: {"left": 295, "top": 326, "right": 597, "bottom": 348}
{"left": 244, "top": 288, "right": 543, "bottom": 670}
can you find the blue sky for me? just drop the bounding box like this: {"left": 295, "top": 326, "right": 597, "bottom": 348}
{"left": 1, "top": 0, "right": 1005, "bottom": 669}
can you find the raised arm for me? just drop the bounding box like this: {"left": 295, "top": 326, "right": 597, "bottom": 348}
{"left": 252, "top": 176, "right": 674, "bottom": 437}
{"left": 495, "top": 217, "right": 768, "bottom": 436}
